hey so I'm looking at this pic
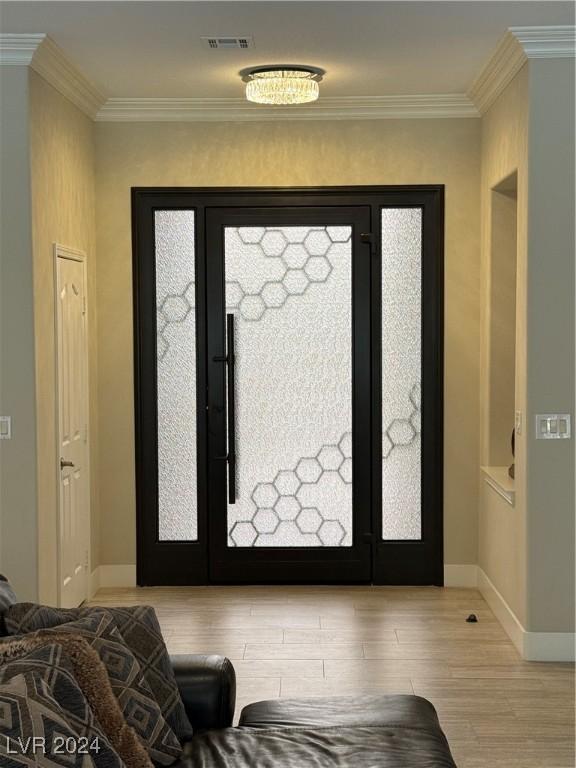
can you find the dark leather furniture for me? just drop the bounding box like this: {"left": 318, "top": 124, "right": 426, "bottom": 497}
{"left": 172, "top": 654, "right": 457, "bottom": 767}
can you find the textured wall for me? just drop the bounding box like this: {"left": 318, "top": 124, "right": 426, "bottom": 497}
{"left": 479, "top": 65, "right": 529, "bottom": 625}
{"left": 29, "top": 72, "right": 98, "bottom": 604}
{"left": 95, "top": 117, "right": 481, "bottom": 568}
{"left": 0, "top": 67, "right": 38, "bottom": 599}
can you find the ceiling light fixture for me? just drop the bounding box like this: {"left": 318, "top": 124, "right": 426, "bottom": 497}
{"left": 242, "top": 66, "right": 324, "bottom": 105}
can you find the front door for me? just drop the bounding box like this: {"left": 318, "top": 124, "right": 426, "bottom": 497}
{"left": 133, "top": 187, "right": 444, "bottom": 586}
{"left": 206, "top": 207, "right": 371, "bottom": 582}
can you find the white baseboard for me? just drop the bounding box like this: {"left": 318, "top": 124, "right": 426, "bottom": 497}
{"left": 90, "top": 565, "right": 136, "bottom": 592}
{"left": 477, "top": 567, "right": 575, "bottom": 662}
{"left": 523, "top": 632, "right": 576, "bottom": 662}
{"left": 443, "top": 564, "right": 478, "bottom": 587}
{"left": 477, "top": 567, "right": 525, "bottom": 654}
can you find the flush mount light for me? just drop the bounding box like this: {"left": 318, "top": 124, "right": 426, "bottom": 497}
{"left": 241, "top": 66, "right": 324, "bottom": 105}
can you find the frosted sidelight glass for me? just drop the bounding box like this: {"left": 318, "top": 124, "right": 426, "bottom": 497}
{"left": 381, "top": 209, "right": 422, "bottom": 540}
{"left": 155, "top": 210, "right": 197, "bottom": 541}
{"left": 225, "top": 226, "right": 353, "bottom": 547}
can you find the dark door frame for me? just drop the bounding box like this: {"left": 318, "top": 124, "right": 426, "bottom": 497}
{"left": 206, "top": 205, "right": 372, "bottom": 583}
{"left": 132, "top": 186, "right": 444, "bottom": 586}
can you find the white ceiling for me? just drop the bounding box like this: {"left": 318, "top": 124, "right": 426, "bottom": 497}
{"left": 0, "top": 1, "right": 573, "bottom": 98}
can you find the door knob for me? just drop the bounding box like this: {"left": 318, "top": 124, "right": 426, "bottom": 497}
{"left": 60, "top": 459, "right": 75, "bottom": 469}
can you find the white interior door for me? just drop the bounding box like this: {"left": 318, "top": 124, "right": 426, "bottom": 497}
{"left": 56, "top": 246, "right": 89, "bottom": 607}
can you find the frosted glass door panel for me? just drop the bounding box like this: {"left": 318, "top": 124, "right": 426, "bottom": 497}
{"left": 381, "top": 209, "right": 422, "bottom": 540}
{"left": 155, "top": 210, "right": 197, "bottom": 541}
{"left": 225, "top": 226, "right": 353, "bottom": 547}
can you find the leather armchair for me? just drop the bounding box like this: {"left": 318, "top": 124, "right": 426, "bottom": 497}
{"left": 171, "top": 654, "right": 236, "bottom": 731}
{"left": 170, "top": 654, "right": 457, "bottom": 767}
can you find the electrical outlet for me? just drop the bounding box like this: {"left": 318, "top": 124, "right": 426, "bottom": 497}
{"left": 535, "top": 414, "right": 571, "bottom": 440}
{"left": 0, "top": 416, "right": 11, "bottom": 439}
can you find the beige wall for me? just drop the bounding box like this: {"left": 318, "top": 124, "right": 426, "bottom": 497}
{"left": 0, "top": 67, "right": 38, "bottom": 599}
{"left": 29, "top": 72, "right": 98, "bottom": 604}
{"left": 479, "top": 65, "right": 529, "bottom": 625}
{"left": 95, "top": 117, "right": 482, "bottom": 568}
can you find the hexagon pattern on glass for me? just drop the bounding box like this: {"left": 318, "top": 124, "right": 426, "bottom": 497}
{"left": 228, "top": 379, "right": 422, "bottom": 547}
{"left": 226, "top": 226, "right": 344, "bottom": 322}
{"left": 157, "top": 226, "right": 351, "bottom": 363}
{"left": 224, "top": 225, "right": 355, "bottom": 548}
{"left": 229, "top": 431, "right": 354, "bottom": 547}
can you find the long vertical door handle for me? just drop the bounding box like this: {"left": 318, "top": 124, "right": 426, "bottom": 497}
{"left": 226, "top": 313, "right": 236, "bottom": 504}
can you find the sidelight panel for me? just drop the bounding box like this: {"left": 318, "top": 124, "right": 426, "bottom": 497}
{"left": 381, "top": 208, "right": 422, "bottom": 540}
{"left": 155, "top": 210, "right": 197, "bottom": 541}
{"left": 224, "top": 226, "right": 353, "bottom": 547}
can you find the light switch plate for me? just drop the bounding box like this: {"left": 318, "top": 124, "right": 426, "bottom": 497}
{"left": 515, "top": 410, "right": 523, "bottom": 436}
{"left": 535, "top": 414, "right": 571, "bottom": 440}
{"left": 0, "top": 416, "right": 11, "bottom": 439}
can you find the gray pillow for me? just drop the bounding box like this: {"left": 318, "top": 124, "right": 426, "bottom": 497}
{"left": 25, "top": 611, "right": 183, "bottom": 765}
{"left": 5, "top": 602, "right": 193, "bottom": 742}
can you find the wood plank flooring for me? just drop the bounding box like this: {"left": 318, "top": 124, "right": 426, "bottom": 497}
{"left": 91, "top": 586, "right": 575, "bottom": 767}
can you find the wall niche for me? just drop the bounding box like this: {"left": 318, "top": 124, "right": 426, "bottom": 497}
{"left": 486, "top": 171, "right": 518, "bottom": 487}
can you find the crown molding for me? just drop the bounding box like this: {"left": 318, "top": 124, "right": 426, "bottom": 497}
{"left": 3, "top": 25, "right": 573, "bottom": 124}
{"left": 32, "top": 36, "right": 105, "bottom": 118}
{"left": 511, "top": 25, "right": 576, "bottom": 58}
{"left": 0, "top": 34, "right": 105, "bottom": 118}
{"left": 469, "top": 25, "right": 576, "bottom": 114}
{"left": 96, "top": 93, "right": 479, "bottom": 122}
{"left": 468, "top": 30, "right": 526, "bottom": 114}
{"left": 0, "top": 33, "right": 45, "bottom": 65}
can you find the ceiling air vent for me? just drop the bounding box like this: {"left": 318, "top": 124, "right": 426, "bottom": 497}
{"left": 201, "top": 36, "right": 254, "bottom": 50}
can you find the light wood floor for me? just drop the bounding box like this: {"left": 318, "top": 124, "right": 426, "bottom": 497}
{"left": 91, "top": 586, "right": 575, "bottom": 767}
